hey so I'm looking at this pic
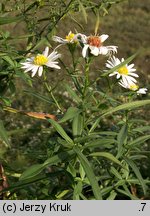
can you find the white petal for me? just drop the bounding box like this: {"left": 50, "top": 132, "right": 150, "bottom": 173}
{"left": 31, "top": 67, "right": 39, "bottom": 77}
{"left": 128, "top": 63, "right": 135, "bottom": 69}
{"left": 113, "top": 56, "right": 121, "bottom": 65}
{"left": 21, "top": 62, "right": 33, "bottom": 67}
{"left": 119, "top": 81, "right": 127, "bottom": 89}
{"left": 90, "top": 46, "right": 99, "bottom": 56}
{"left": 100, "top": 34, "right": 109, "bottom": 43}
{"left": 128, "top": 68, "right": 136, "bottom": 72}
{"left": 53, "top": 36, "right": 67, "bottom": 44}
{"left": 49, "top": 64, "right": 61, "bottom": 69}
{"left": 48, "top": 51, "right": 61, "bottom": 61}
{"left": 98, "top": 46, "right": 108, "bottom": 55}
{"left": 24, "top": 65, "right": 38, "bottom": 73}
{"left": 38, "top": 66, "right": 43, "bottom": 76}
{"left": 77, "top": 33, "right": 87, "bottom": 43}
{"left": 43, "top": 47, "right": 49, "bottom": 57}
{"left": 106, "top": 63, "right": 113, "bottom": 68}
{"left": 129, "top": 72, "right": 139, "bottom": 77}
{"left": 122, "top": 76, "right": 129, "bottom": 86}
{"left": 116, "top": 73, "right": 121, "bottom": 79}
{"left": 82, "top": 44, "right": 89, "bottom": 58}
{"left": 126, "top": 76, "right": 137, "bottom": 83}
{"left": 109, "top": 72, "right": 117, "bottom": 77}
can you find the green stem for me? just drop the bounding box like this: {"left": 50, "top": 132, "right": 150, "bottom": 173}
{"left": 83, "top": 58, "right": 90, "bottom": 98}
{"left": 43, "top": 72, "right": 62, "bottom": 112}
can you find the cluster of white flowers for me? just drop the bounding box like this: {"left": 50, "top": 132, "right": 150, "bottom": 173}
{"left": 105, "top": 56, "right": 147, "bottom": 95}
{"left": 21, "top": 31, "right": 147, "bottom": 95}
{"left": 53, "top": 31, "right": 117, "bottom": 57}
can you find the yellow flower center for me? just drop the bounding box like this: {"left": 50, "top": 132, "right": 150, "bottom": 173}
{"left": 118, "top": 66, "right": 129, "bottom": 75}
{"left": 34, "top": 55, "right": 48, "bottom": 66}
{"left": 129, "top": 84, "right": 139, "bottom": 91}
{"left": 66, "top": 32, "right": 75, "bottom": 42}
{"left": 87, "top": 36, "right": 102, "bottom": 47}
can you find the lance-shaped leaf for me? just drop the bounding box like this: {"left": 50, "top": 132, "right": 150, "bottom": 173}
{"left": 74, "top": 146, "right": 102, "bottom": 200}
{"left": 20, "top": 150, "right": 74, "bottom": 181}
{"left": 48, "top": 119, "right": 74, "bottom": 146}
{"left": 90, "top": 152, "right": 123, "bottom": 167}
{"left": 123, "top": 156, "right": 147, "bottom": 195}
{"left": 59, "top": 107, "right": 81, "bottom": 123}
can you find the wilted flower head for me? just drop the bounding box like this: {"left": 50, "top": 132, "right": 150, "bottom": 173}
{"left": 136, "top": 88, "right": 148, "bottom": 95}
{"left": 21, "top": 47, "right": 61, "bottom": 77}
{"left": 106, "top": 56, "right": 139, "bottom": 85}
{"left": 119, "top": 80, "right": 148, "bottom": 95}
{"left": 77, "top": 33, "right": 117, "bottom": 58}
{"left": 53, "top": 31, "right": 78, "bottom": 44}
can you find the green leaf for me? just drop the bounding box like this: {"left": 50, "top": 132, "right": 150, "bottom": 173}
{"left": 19, "top": 164, "right": 43, "bottom": 181}
{"left": 123, "top": 157, "right": 147, "bottom": 195}
{"left": 133, "top": 126, "right": 150, "bottom": 133}
{"left": 2, "top": 56, "right": 15, "bottom": 67}
{"left": 110, "top": 167, "right": 122, "bottom": 180}
{"left": 59, "top": 107, "right": 81, "bottom": 123}
{"left": 78, "top": 0, "right": 87, "bottom": 23}
{"left": 127, "top": 179, "right": 150, "bottom": 185}
{"left": 20, "top": 150, "right": 75, "bottom": 181}
{"left": 74, "top": 146, "right": 102, "bottom": 200}
{"left": 107, "top": 190, "right": 117, "bottom": 200}
{"left": 85, "top": 138, "right": 115, "bottom": 149}
{"left": 128, "top": 135, "right": 150, "bottom": 147}
{"left": 101, "top": 186, "right": 113, "bottom": 196}
{"left": 73, "top": 181, "right": 83, "bottom": 200}
{"left": 16, "top": 73, "right": 32, "bottom": 87}
{"left": 88, "top": 100, "right": 150, "bottom": 133}
{"left": 65, "top": 84, "right": 81, "bottom": 103}
{"left": 90, "top": 152, "right": 123, "bottom": 167}
{"left": 117, "top": 124, "right": 127, "bottom": 158}
{"left": 89, "top": 117, "right": 101, "bottom": 133}
{"left": 43, "top": 150, "right": 75, "bottom": 166}
{"left": 5, "top": 171, "right": 68, "bottom": 193}
{"left": 102, "top": 100, "right": 150, "bottom": 117}
{"left": 116, "top": 188, "right": 138, "bottom": 200}
{"left": 0, "top": 16, "right": 23, "bottom": 25}
{"left": 0, "top": 120, "right": 10, "bottom": 147}
{"left": 56, "top": 190, "right": 70, "bottom": 199}
{"left": 72, "top": 113, "right": 84, "bottom": 137}
{"left": 47, "top": 119, "right": 74, "bottom": 146}
{"left": 74, "top": 134, "right": 100, "bottom": 144}
{"left": 79, "top": 164, "right": 85, "bottom": 180}
{"left": 93, "top": 131, "right": 118, "bottom": 136}
{"left": 24, "top": 90, "right": 53, "bottom": 104}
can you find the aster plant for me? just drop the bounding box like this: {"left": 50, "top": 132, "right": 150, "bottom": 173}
{"left": 18, "top": 29, "right": 150, "bottom": 200}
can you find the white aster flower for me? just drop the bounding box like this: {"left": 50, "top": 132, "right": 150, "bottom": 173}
{"left": 77, "top": 33, "right": 117, "bottom": 58}
{"left": 119, "top": 80, "right": 148, "bottom": 95}
{"left": 106, "top": 56, "right": 139, "bottom": 85}
{"left": 21, "top": 47, "right": 61, "bottom": 77}
{"left": 53, "top": 31, "right": 78, "bottom": 44}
